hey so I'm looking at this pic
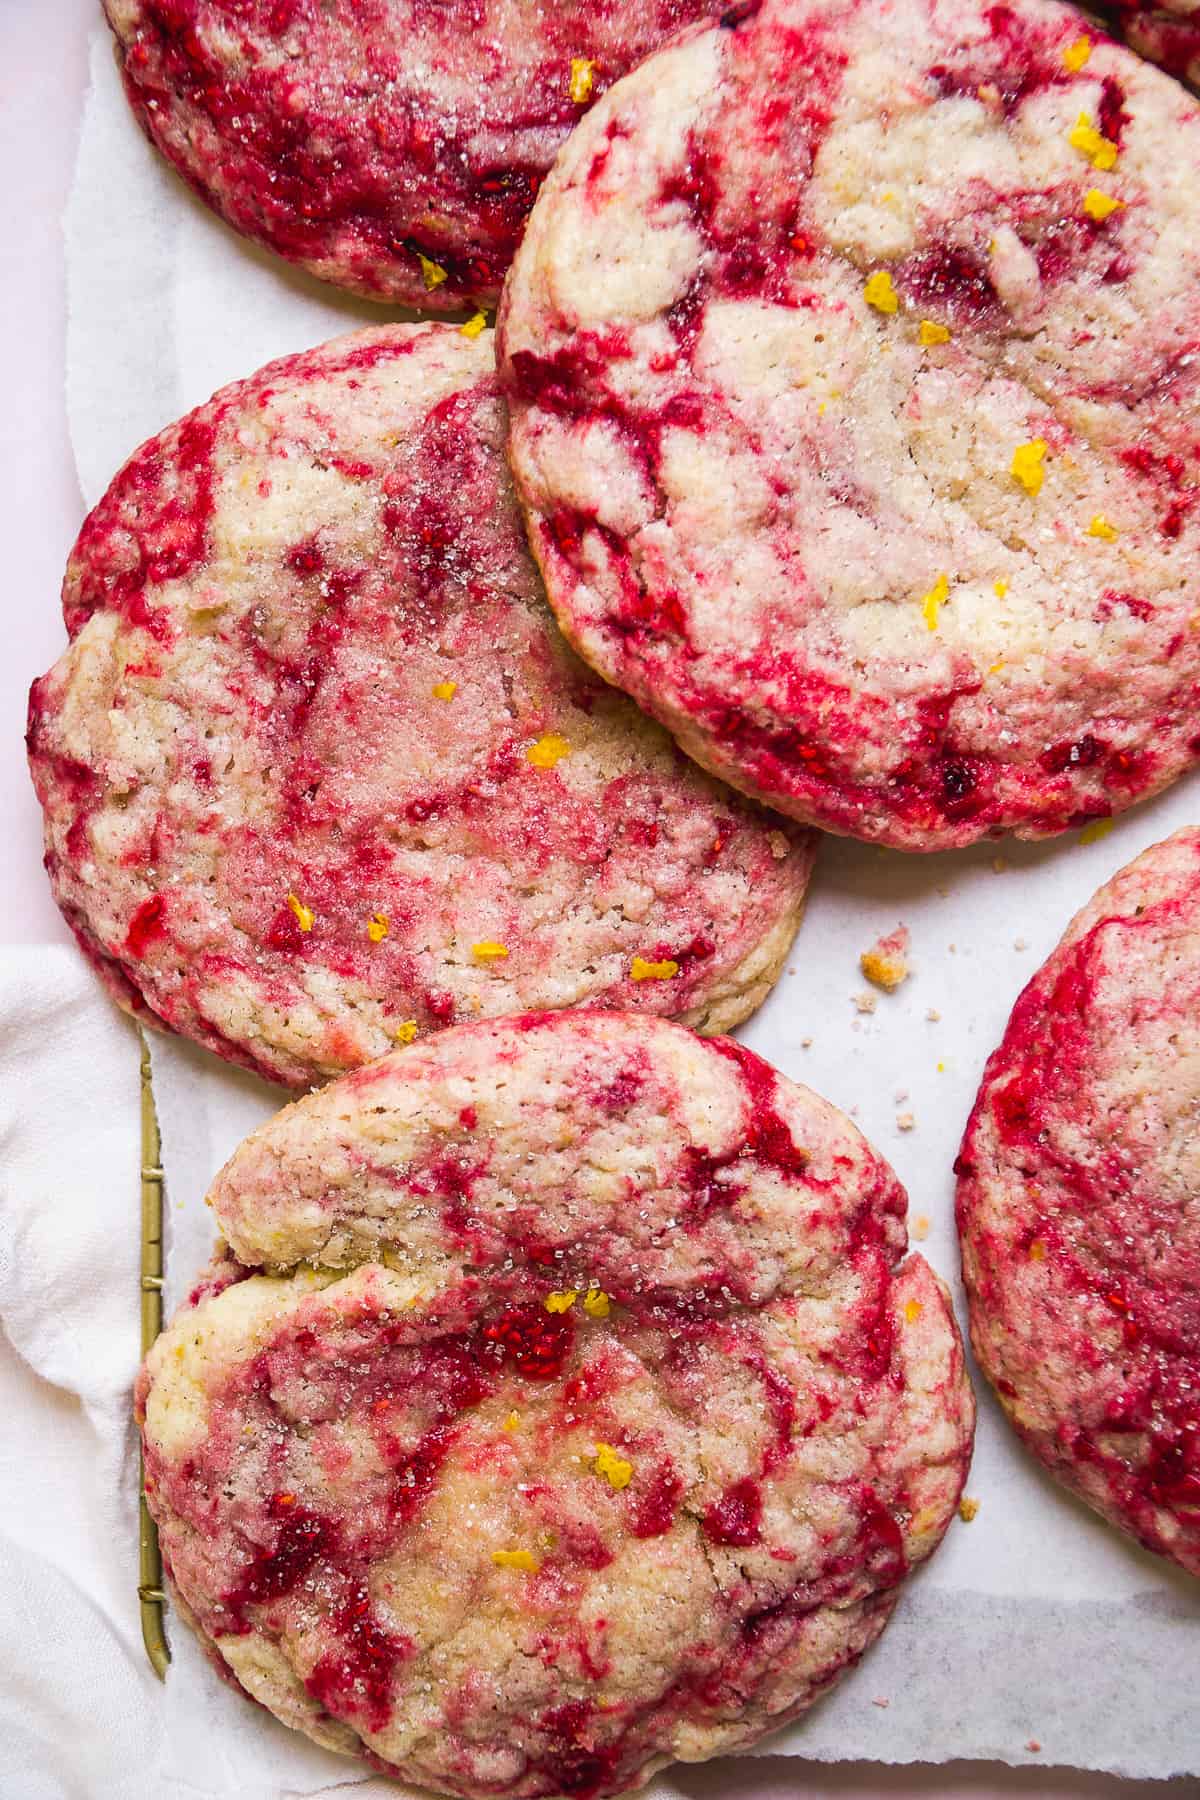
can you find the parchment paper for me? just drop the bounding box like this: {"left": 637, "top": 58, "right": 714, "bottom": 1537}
{"left": 64, "top": 23, "right": 1199, "bottom": 1786}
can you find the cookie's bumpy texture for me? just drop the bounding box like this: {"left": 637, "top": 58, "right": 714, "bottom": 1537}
{"left": 500, "top": 0, "right": 1200, "bottom": 851}
{"left": 139, "top": 1012, "right": 974, "bottom": 1796}
{"left": 102, "top": 0, "right": 726, "bottom": 309}
{"left": 27, "top": 325, "right": 813, "bottom": 1088}
{"left": 957, "top": 829, "right": 1200, "bottom": 1576}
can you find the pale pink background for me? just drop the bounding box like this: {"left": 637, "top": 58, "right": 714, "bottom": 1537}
{"left": 0, "top": 2, "right": 1186, "bottom": 1792}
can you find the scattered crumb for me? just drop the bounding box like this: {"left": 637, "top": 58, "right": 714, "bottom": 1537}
{"left": 1026, "top": 1740, "right": 1042, "bottom": 1755}
{"left": 936, "top": 884, "right": 950, "bottom": 898}
{"left": 926, "top": 1007, "right": 941, "bottom": 1023}
{"left": 894, "top": 1088, "right": 909, "bottom": 1104}
{"left": 992, "top": 856, "right": 1008, "bottom": 873}
{"left": 800, "top": 1036, "right": 813, "bottom": 1049}
{"left": 948, "top": 942, "right": 957, "bottom": 953}
{"left": 896, "top": 1111, "right": 915, "bottom": 1132}
{"left": 958, "top": 1495, "right": 980, "bottom": 1523}
{"left": 860, "top": 925, "right": 911, "bottom": 991}
{"left": 787, "top": 965, "right": 796, "bottom": 975}
{"left": 911, "top": 1214, "right": 930, "bottom": 1240}
{"left": 1014, "top": 937, "right": 1028, "bottom": 951}
{"left": 854, "top": 992, "right": 877, "bottom": 1014}
{"left": 871, "top": 1697, "right": 890, "bottom": 1710}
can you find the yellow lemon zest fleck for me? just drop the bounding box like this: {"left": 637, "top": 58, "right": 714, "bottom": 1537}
{"left": 1011, "top": 438, "right": 1049, "bottom": 496}
{"left": 460, "top": 311, "right": 488, "bottom": 339}
{"left": 526, "top": 733, "right": 571, "bottom": 769}
{"left": 1069, "top": 112, "right": 1118, "bottom": 170}
{"left": 1083, "top": 188, "right": 1124, "bottom": 222}
{"left": 432, "top": 680, "right": 458, "bottom": 700}
{"left": 988, "top": 660, "right": 1006, "bottom": 675}
{"left": 864, "top": 270, "right": 899, "bottom": 314}
{"left": 287, "top": 893, "right": 315, "bottom": 933}
{"left": 367, "top": 912, "right": 389, "bottom": 944}
{"left": 583, "top": 1288, "right": 611, "bottom": 1318}
{"left": 919, "top": 319, "right": 951, "bottom": 347}
{"left": 593, "top": 1443, "right": 633, "bottom": 1490}
{"left": 911, "top": 1214, "right": 930, "bottom": 1241}
{"left": 544, "top": 1290, "right": 577, "bottom": 1314}
{"left": 473, "top": 940, "right": 509, "bottom": 961}
{"left": 958, "top": 1495, "right": 981, "bottom": 1523}
{"left": 569, "top": 56, "right": 596, "bottom": 104}
{"left": 994, "top": 579, "right": 1010, "bottom": 599}
{"left": 936, "top": 1060, "right": 946, "bottom": 1073}
{"left": 503, "top": 1411, "right": 521, "bottom": 1432}
{"left": 1080, "top": 818, "right": 1114, "bottom": 846}
{"left": 817, "top": 400, "right": 827, "bottom": 416}
{"left": 174, "top": 1343, "right": 185, "bottom": 1360}
{"left": 920, "top": 572, "right": 949, "bottom": 631}
{"left": 1062, "top": 35, "right": 1092, "bottom": 73}
{"left": 1029, "top": 1240, "right": 1047, "bottom": 1262}
{"left": 395, "top": 1020, "right": 419, "bottom": 1044}
{"left": 903, "top": 1298, "right": 924, "bottom": 1324}
{"left": 492, "top": 1549, "right": 540, "bottom": 1572}
{"left": 630, "top": 956, "right": 679, "bottom": 982}
{"left": 1088, "top": 514, "right": 1119, "bottom": 541}
{"left": 417, "top": 252, "right": 449, "bottom": 291}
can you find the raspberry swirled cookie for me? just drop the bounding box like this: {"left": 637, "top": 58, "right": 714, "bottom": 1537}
{"left": 27, "top": 325, "right": 813, "bottom": 1088}
{"left": 957, "top": 829, "right": 1200, "bottom": 1576}
{"left": 500, "top": 0, "right": 1200, "bottom": 851}
{"left": 102, "top": 0, "right": 726, "bottom": 309}
{"left": 138, "top": 1012, "right": 975, "bottom": 1795}
{"left": 1094, "top": 5, "right": 1200, "bottom": 87}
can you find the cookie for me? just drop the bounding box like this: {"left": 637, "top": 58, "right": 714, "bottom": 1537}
{"left": 1096, "top": 5, "right": 1200, "bottom": 86}
{"left": 138, "top": 1011, "right": 975, "bottom": 1796}
{"left": 957, "top": 828, "right": 1200, "bottom": 1576}
{"left": 500, "top": 0, "right": 1200, "bottom": 851}
{"left": 102, "top": 0, "right": 726, "bottom": 309}
{"left": 27, "top": 324, "right": 813, "bottom": 1089}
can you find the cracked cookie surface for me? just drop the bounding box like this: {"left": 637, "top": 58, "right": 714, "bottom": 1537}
{"left": 28, "top": 324, "right": 813, "bottom": 1088}
{"left": 957, "top": 827, "right": 1200, "bottom": 1576}
{"left": 500, "top": 0, "right": 1200, "bottom": 850}
{"left": 139, "top": 1011, "right": 974, "bottom": 1797}
{"left": 103, "top": 0, "right": 727, "bottom": 308}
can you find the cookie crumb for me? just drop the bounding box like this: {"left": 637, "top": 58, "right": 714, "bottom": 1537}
{"left": 1014, "top": 937, "right": 1028, "bottom": 952}
{"left": 854, "top": 991, "right": 877, "bottom": 1014}
{"left": 1026, "top": 1740, "right": 1042, "bottom": 1755}
{"left": 800, "top": 1036, "right": 813, "bottom": 1048}
{"left": 871, "top": 1697, "right": 890, "bottom": 1710}
{"left": 860, "top": 926, "right": 910, "bottom": 991}
{"left": 926, "top": 1007, "right": 941, "bottom": 1022}
{"left": 896, "top": 1111, "right": 915, "bottom": 1132}
{"left": 958, "top": 1495, "right": 980, "bottom": 1523}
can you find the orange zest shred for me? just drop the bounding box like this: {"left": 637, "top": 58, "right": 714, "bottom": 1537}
{"left": 367, "top": 912, "right": 389, "bottom": 944}
{"left": 492, "top": 1548, "right": 539, "bottom": 1572}
{"left": 395, "top": 1020, "right": 419, "bottom": 1044}
{"left": 903, "top": 1298, "right": 923, "bottom": 1324}
{"left": 994, "top": 579, "right": 1010, "bottom": 598}
{"left": 569, "top": 57, "right": 596, "bottom": 104}
{"left": 1088, "top": 514, "right": 1119, "bottom": 541}
{"left": 583, "top": 1288, "right": 611, "bottom": 1319}
{"left": 1062, "top": 35, "right": 1092, "bottom": 72}
{"left": 472, "top": 940, "right": 509, "bottom": 961}
{"left": 1083, "top": 188, "right": 1123, "bottom": 222}
{"left": 593, "top": 1443, "right": 633, "bottom": 1490}
{"left": 920, "top": 573, "right": 948, "bottom": 631}
{"left": 958, "top": 1496, "right": 981, "bottom": 1523}
{"left": 864, "top": 270, "right": 899, "bottom": 314}
{"left": 526, "top": 733, "right": 571, "bottom": 768}
{"left": 1029, "top": 1239, "right": 1047, "bottom": 1261}
{"left": 417, "top": 251, "right": 449, "bottom": 291}
{"left": 432, "top": 680, "right": 458, "bottom": 700}
{"left": 919, "top": 319, "right": 951, "bottom": 347}
{"left": 1011, "top": 438, "right": 1049, "bottom": 495}
{"left": 287, "top": 893, "right": 315, "bottom": 933}
{"left": 1068, "top": 112, "right": 1118, "bottom": 171}
{"left": 1080, "top": 818, "right": 1114, "bottom": 846}
{"left": 630, "top": 956, "right": 679, "bottom": 982}
{"left": 502, "top": 1411, "right": 521, "bottom": 1432}
{"left": 544, "top": 1290, "right": 577, "bottom": 1314}
{"left": 460, "top": 312, "right": 488, "bottom": 339}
